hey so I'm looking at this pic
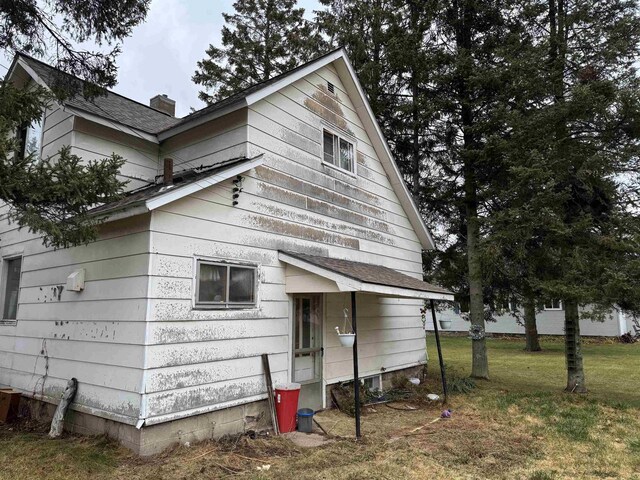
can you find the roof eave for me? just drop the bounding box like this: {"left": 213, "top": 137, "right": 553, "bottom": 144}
{"left": 94, "top": 154, "right": 265, "bottom": 224}
{"left": 331, "top": 54, "right": 436, "bottom": 251}
{"left": 65, "top": 105, "right": 160, "bottom": 144}
{"left": 278, "top": 251, "right": 454, "bottom": 301}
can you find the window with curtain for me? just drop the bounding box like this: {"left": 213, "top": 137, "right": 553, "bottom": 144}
{"left": 196, "top": 261, "right": 256, "bottom": 308}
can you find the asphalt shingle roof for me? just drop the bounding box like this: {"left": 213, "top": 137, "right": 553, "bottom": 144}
{"left": 20, "top": 55, "right": 180, "bottom": 134}
{"left": 280, "top": 251, "right": 452, "bottom": 295}
{"left": 89, "top": 156, "right": 252, "bottom": 216}
{"left": 18, "top": 48, "right": 343, "bottom": 136}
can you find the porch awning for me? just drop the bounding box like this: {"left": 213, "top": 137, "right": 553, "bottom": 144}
{"left": 278, "top": 251, "right": 454, "bottom": 301}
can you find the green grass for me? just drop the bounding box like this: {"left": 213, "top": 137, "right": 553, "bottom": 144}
{"left": 1, "top": 336, "right": 639, "bottom": 479}
{"left": 429, "top": 334, "right": 640, "bottom": 407}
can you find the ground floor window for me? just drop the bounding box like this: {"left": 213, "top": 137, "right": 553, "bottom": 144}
{"left": 2, "top": 257, "right": 22, "bottom": 321}
{"left": 195, "top": 260, "right": 256, "bottom": 308}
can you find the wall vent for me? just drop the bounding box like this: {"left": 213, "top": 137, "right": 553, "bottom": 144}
{"left": 327, "top": 81, "right": 335, "bottom": 94}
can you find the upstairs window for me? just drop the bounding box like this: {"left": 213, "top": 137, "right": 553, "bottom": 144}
{"left": 322, "top": 129, "right": 355, "bottom": 174}
{"left": 2, "top": 257, "right": 22, "bottom": 322}
{"left": 196, "top": 260, "right": 256, "bottom": 308}
{"left": 17, "top": 119, "right": 43, "bottom": 161}
{"left": 544, "top": 299, "right": 562, "bottom": 311}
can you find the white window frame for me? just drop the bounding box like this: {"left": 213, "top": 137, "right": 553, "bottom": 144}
{"left": 544, "top": 299, "right": 563, "bottom": 311}
{"left": 1, "top": 255, "right": 23, "bottom": 325}
{"left": 321, "top": 126, "right": 357, "bottom": 177}
{"left": 361, "top": 374, "right": 382, "bottom": 392}
{"left": 194, "top": 259, "right": 258, "bottom": 309}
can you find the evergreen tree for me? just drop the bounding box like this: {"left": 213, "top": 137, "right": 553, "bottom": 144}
{"left": 0, "top": 0, "right": 147, "bottom": 248}
{"left": 491, "top": 0, "right": 640, "bottom": 391}
{"left": 193, "top": 0, "right": 322, "bottom": 104}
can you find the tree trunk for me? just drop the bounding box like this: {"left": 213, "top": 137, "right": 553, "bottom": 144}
{"left": 524, "top": 295, "right": 541, "bottom": 351}
{"left": 465, "top": 180, "right": 489, "bottom": 379}
{"left": 564, "top": 300, "right": 587, "bottom": 393}
{"left": 410, "top": 2, "right": 420, "bottom": 202}
{"left": 456, "top": 0, "right": 489, "bottom": 379}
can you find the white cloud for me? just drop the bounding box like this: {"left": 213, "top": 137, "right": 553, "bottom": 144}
{"left": 0, "top": 0, "right": 323, "bottom": 118}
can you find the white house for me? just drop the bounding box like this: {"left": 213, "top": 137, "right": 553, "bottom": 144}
{"left": 0, "top": 50, "right": 453, "bottom": 454}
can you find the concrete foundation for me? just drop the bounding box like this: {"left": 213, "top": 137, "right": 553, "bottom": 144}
{"left": 325, "top": 364, "right": 426, "bottom": 407}
{"left": 20, "top": 396, "right": 271, "bottom": 456}
{"left": 18, "top": 365, "right": 422, "bottom": 455}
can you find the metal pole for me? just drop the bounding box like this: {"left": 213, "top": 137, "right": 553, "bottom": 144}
{"left": 430, "top": 299, "right": 448, "bottom": 403}
{"left": 351, "top": 291, "right": 361, "bottom": 439}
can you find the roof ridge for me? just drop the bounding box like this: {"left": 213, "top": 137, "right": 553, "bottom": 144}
{"left": 158, "top": 46, "right": 345, "bottom": 133}
{"left": 16, "top": 52, "right": 175, "bottom": 119}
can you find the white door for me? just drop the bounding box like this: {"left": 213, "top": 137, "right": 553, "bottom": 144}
{"left": 293, "top": 294, "right": 323, "bottom": 411}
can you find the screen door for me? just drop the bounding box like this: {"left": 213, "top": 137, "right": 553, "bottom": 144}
{"left": 293, "top": 294, "right": 323, "bottom": 411}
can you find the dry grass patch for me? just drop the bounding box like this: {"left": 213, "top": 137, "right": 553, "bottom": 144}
{"left": 1, "top": 337, "right": 639, "bottom": 479}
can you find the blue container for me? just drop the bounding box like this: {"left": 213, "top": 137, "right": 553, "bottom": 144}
{"left": 297, "top": 408, "right": 314, "bottom": 433}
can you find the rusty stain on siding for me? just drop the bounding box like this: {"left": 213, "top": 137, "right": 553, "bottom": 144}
{"left": 249, "top": 215, "right": 359, "bottom": 250}
{"left": 306, "top": 198, "right": 392, "bottom": 234}
{"left": 259, "top": 203, "right": 393, "bottom": 245}
{"left": 256, "top": 166, "right": 385, "bottom": 216}
{"left": 303, "top": 84, "right": 354, "bottom": 135}
{"left": 257, "top": 183, "right": 307, "bottom": 209}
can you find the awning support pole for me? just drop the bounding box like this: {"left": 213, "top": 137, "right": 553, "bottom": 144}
{"left": 430, "top": 299, "right": 448, "bottom": 403}
{"left": 351, "top": 291, "right": 361, "bottom": 439}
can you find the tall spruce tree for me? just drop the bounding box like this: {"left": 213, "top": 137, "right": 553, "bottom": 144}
{"left": 491, "top": 0, "right": 640, "bottom": 391}
{"left": 1, "top": 0, "right": 148, "bottom": 248}
{"left": 193, "top": 0, "right": 322, "bottom": 104}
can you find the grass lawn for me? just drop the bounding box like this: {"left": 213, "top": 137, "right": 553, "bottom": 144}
{"left": 1, "top": 335, "right": 639, "bottom": 479}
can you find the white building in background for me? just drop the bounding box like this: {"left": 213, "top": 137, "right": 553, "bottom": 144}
{"left": 428, "top": 301, "right": 632, "bottom": 337}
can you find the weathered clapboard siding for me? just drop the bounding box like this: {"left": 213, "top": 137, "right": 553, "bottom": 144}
{"left": 160, "top": 109, "right": 248, "bottom": 171}
{"left": 142, "top": 212, "right": 292, "bottom": 420}
{"left": 323, "top": 294, "right": 426, "bottom": 382}
{"left": 0, "top": 210, "right": 152, "bottom": 424}
{"left": 41, "top": 106, "right": 74, "bottom": 159}
{"left": 141, "top": 62, "right": 427, "bottom": 421}
{"left": 72, "top": 117, "right": 160, "bottom": 190}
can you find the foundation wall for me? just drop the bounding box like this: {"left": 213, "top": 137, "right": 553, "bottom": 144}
{"left": 20, "top": 396, "right": 271, "bottom": 456}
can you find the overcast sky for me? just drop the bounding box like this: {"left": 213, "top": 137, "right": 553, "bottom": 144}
{"left": 0, "top": 0, "right": 321, "bottom": 117}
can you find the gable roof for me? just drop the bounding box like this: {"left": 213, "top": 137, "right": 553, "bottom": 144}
{"left": 161, "top": 48, "right": 345, "bottom": 135}
{"left": 9, "top": 53, "right": 180, "bottom": 135}
{"left": 7, "top": 49, "right": 436, "bottom": 250}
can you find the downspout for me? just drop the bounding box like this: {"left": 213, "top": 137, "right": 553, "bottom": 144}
{"left": 137, "top": 214, "right": 154, "bottom": 429}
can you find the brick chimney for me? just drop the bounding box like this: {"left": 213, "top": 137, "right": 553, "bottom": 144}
{"left": 150, "top": 94, "right": 176, "bottom": 116}
{"left": 163, "top": 158, "right": 174, "bottom": 185}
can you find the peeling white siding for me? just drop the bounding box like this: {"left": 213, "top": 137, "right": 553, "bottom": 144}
{"left": 0, "top": 191, "right": 151, "bottom": 425}
{"left": 71, "top": 116, "right": 160, "bottom": 191}
{"left": 2, "top": 60, "right": 430, "bottom": 428}
{"left": 142, "top": 63, "right": 427, "bottom": 422}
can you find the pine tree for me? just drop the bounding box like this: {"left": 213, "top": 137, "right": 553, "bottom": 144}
{"left": 193, "top": 0, "right": 322, "bottom": 104}
{"left": 0, "top": 1, "right": 147, "bottom": 248}
{"left": 492, "top": 0, "right": 640, "bottom": 392}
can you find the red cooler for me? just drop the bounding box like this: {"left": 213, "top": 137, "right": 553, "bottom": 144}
{"left": 274, "top": 383, "right": 301, "bottom": 433}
